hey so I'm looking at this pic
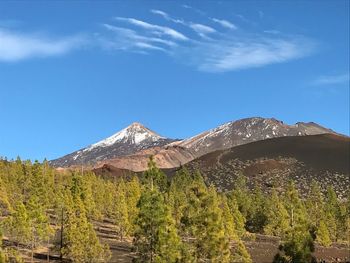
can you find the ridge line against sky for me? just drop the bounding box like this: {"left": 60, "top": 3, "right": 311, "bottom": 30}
{"left": 0, "top": 1, "right": 349, "bottom": 160}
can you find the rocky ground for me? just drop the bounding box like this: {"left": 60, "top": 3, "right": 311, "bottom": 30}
{"left": 188, "top": 156, "right": 349, "bottom": 198}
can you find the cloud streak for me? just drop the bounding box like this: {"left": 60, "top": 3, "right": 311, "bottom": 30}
{"left": 189, "top": 23, "right": 216, "bottom": 38}
{"left": 100, "top": 24, "right": 176, "bottom": 53}
{"left": 0, "top": 29, "right": 84, "bottom": 62}
{"left": 211, "top": 18, "right": 237, "bottom": 30}
{"left": 114, "top": 17, "right": 188, "bottom": 40}
{"left": 311, "top": 73, "right": 350, "bottom": 86}
{"left": 105, "top": 12, "right": 316, "bottom": 72}
{"left": 177, "top": 36, "right": 315, "bottom": 72}
{"left": 150, "top": 9, "right": 216, "bottom": 38}
{"left": 150, "top": 9, "right": 185, "bottom": 24}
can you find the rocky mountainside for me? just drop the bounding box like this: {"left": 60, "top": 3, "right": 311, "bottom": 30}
{"left": 172, "top": 117, "right": 336, "bottom": 158}
{"left": 50, "top": 122, "right": 178, "bottom": 167}
{"left": 180, "top": 133, "right": 349, "bottom": 197}
{"left": 100, "top": 117, "right": 337, "bottom": 171}
{"left": 51, "top": 117, "right": 338, "bottom": 170}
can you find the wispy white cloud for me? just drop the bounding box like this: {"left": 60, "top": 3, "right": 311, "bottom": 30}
{"left": 105, "top": 12, "right": 316, "bottom": 73}
{"left": 0, "top": 8, "right": 316, "bottom": 70}
{"left": 150, "top": 9, "right": 215, "bottom": 38}
{"left": 189, "top": 23, "right": 216, "bottom": 38}
{"left": 311, "top": 73, "right": 349, "bottom": 86}
{"left": 0, "top": 29, "right": 84, "bottom": 62}
{"left": 150, "top": 9, "right": 168, "bottom": 19}
{"left": 150, "top": 9, "right": 185, "bottom": 24}
{"left": 101, "top": 24, "right": 175, "bottom": 53}
{"left": 211, "top": 18, "right": 237, "bottom": 30}
{"left": 179, "top": 36, "right": 315, "bottom": 72}
{"left": 114, "top": 17, "right": 188, "bottom": 41}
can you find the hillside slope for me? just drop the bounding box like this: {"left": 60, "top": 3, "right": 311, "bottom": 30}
{"left": 183, "top": 134, "right": 350, "bottom": 196}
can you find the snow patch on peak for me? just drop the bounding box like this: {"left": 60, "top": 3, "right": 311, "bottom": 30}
{"left": 85, "top": 122, "right": 165, "bottom": 151}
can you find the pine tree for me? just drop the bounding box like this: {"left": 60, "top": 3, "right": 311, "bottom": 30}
{"left": 181, "top": 183, "right": 231, "bottom": 263}
{"left": 61, "top": 180, "right": 110, "bottom": 263}
{"left": 167, "top": 167, "right": 193, "bottom": 229}
{"left": 113, "top": 179, "right": 130, "bottom": 240}
{"left": 29, "top": 160, "right": 51, "bottom": 208}
{"left": 220, "top": 195, "right": 252, "bottom": 263}
{"left": 220, "top": 195, "right": 238, "bottom": 241}
{"left": 273, "top": 228, "right": 316, "bottom": 263}
{"left": 63, "top": 204, "right": 110, "bottom": 262}
{"left": 125, "top": 176, "right": 142, "bottom": 233}
{"left": 324, "top": 186, "right": 340, "bottom": 242}
{"left": 306, "top": 181, "right": 325, "bottom": 228}
{"left": 227, "top": 193, "right": 246, "bottom": 238}
{"left": 274, "top": 182, "right": 316, "bottom": 263}
{"left": 26, "top": 195, "right": 53, "bottom": 262}
{"left": 199, "top": 186, "right": 231, "bottom": 262}
{"left": 283, "top": 182, "right": 308, "bottom": 229}
{"left": 133, "top": 188, "right": 181, "bottom": 263}
{"left": 232, "top": 174, "right": 252, "bottom": 221}
{"left": 264, "top": 189, "right": 290, "bottom": 237}
{"left": 143, "top": 157, "right": 168, "bottom": 192}
{"left": 0, "top": 177, "right": 11, "bottom": 215}
{"left": 316, "top": 220, "right": 332, "bottom": 247}
{"left": 4, "top": 202, "right": 31, "bottom": 246}
{"left": 246, "top": 186, "right": 268, "bottom": 233}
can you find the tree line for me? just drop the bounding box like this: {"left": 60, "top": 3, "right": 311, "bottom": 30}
{"left": 0, "top": 157, "right": 349, "bottom": 263}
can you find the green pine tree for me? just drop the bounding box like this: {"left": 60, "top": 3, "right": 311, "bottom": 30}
{"left": 227, "top": 193, "right": 246, "bottom": 238}
{"left": 167, "top": 167, "right": 193, "bottom": 230}
{"left": 264, "top": 189, "right": 290, "bottom": 237}
{"left": 125, "top": 176, "right": 142, "bottom": 233}
{"left": 3, "top": 202, "right": 31, "bottom": 245}
{"left": 26, "top": 195, "right": 53, "bottom": 262}
{"left": 61, "top": 181, "right": 110, "bottom": 263}
{"left": 112, "top": 179, "right": 130, "bottom": 240}
{"left": 181, "top": 183, "right": 231, "bottom": 263}
{"left": 316, "top": 220, "right": 332, "bottom": 247}
{"left": 274, "top": 182, "right": 316, "bottom": 263}
{"left": 143, "top": 157, "right": 168, "bottom": 192}
{"left": 133, "top": 188, "right": 181, "bottom": 263}
{"left": 324, "top": 186, "right": 340, "bottom": 242}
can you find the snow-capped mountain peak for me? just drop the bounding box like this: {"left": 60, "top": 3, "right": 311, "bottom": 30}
{"left": 87, "top": 122, "right": 164, "bottom": 150}
{"left": 49, "top": 122, "right": 177, "bottom": 167}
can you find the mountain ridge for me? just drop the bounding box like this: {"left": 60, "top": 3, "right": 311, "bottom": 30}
{"left": 50, "top": 117, "right": 341, "bottom": 170}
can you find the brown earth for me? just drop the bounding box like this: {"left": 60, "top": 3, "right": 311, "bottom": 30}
{"left": 98, "top": 145, "right": 196, "bottom": 172}
{"left": 175, "top": 134, "right": 350, "bottom": 196}
{"left": 190, "top": 133, "right": 349, "bottom": 173}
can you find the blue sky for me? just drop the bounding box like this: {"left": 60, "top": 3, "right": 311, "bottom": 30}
{"left": 0, "top": 1, "right": 349, "bottom": 161}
